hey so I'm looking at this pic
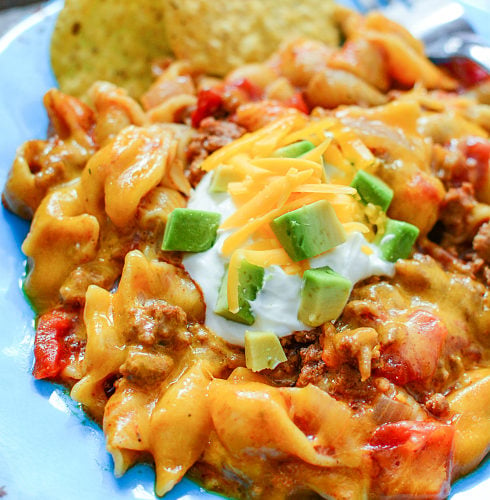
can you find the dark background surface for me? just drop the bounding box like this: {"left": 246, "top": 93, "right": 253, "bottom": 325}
{"left": 0, "top": 0, "right": 43, "bottom": 35}
{"left": 0, "top": 0, "right": 40, "bottom": 9}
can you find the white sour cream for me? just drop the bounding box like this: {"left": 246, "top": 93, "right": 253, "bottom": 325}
{"left": 183, "top": 173, "right": 394, "bottom": 346}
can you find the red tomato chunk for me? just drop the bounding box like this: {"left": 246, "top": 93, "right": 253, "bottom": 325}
{"left": 370, "top": 420, "right": 455, "bottom": 499}
{"left": 33, "top": 309, "right": 78, "bottom": 380}
{"left": 376, "top": 309, "right": 448, "bottom": 385}
{"left": 191, "top": 88, "right": 224, "bottom": 128}
{"left": 442, "top": 58, "right": 489, "bottom": 88}
{"left": 285, "top": 92, "right": 310, "bottom": 114}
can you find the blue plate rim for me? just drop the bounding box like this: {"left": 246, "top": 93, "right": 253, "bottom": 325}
{"left": 0, "top": 1, "right": 488, "bottom": 499}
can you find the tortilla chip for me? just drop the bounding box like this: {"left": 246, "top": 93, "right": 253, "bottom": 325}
{"left": 51, "top": 0, "right": 172, "bottom": 98}
{"left": 164, "top": 0, "right": 340, "bottom": 76}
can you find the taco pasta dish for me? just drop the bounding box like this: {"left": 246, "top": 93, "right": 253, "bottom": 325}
{"left": 3, "top": 1, "right": 490, "bottom": 498}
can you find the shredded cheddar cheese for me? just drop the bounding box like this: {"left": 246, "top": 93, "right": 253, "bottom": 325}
{"left": 323, "top": 143, "right": 354, "bottom": 176}
{"left": 222, "top": 169, "right": 315, "bottom": 230}
{"left": 293, "top": 184, "right": 357, "bottom": 195}
{"left": 252, "top": 157, "right": 324, "bottom": 175}
{"left": 362, "top": 245, "right": 374, "bottom": 255}
{"left": 204, "top": 115, "right": 384, "bottom": 315}
{"left": 300, "top": 138, "right": 333, "bottom": 164}
{"left": 282, "top": 117, "right": 336, "bottom": 144}
{"left": 334, "top": 128, "right": 378, "bottom": 172}
{"left": 227, "top": 250, "right": 244, "bottom": 314}
{"left": 343, "top": 222, "right": 370, "bottom": 234}
{"left": 201, "top": 115, "right": 307, "bottom": 171}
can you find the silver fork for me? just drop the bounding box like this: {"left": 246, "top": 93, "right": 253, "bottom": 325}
{"left": 352, "top": 0, "right": 490, "bottom": 74}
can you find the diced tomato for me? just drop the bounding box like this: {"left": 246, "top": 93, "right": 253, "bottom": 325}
{"left": 375, "top": 309, "right": 448, "bottom": 386}
{"left": 464, "top": 137, "right": 490, "bottom": 196}
{"left": 369, "top": 420, "right": 455, "bottom": 499}
{"left": 221, "top": 78, "right": 265, "bottom": 114}
{"left": 191, "top": 88, "right": 224, "bottom": 128}
{"left": 285, "top": 92, "right": 310, "bottom": 114}
{"left": 441, "top": 58, "right": 489, "bottom": 88}
{"left": 466, "top": 137, "right": 490, "bottom": 166}
{"left": 227, "top": 78, "right": 263, "bottom": 101}
{"left": 191, "top": 78, "right": 267, "bottom": 128}
{"left": 443, "top": 137, "right": 490, "bottom": 202}
{"left": 375, "top": 356, "right": 409, "bottom": 386}
{"left": 33, "top": 309, "right": 78, "bottom": 380}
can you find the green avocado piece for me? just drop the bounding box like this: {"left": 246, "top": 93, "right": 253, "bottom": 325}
{"left": 270, "top": 200, "right": 347, "bottom": 262}
{"left": 298, "top": 266, "right": 352, "bottom": 327}
{"left": 350, "top": 169, "right": 393, "bottom": 212}
{"left": 272, "top": 140, "right": 316, "bottom": 158}
{"left": 214, "top": 260, "right": 265, "bottom": 325}
{"left": 244, "top": 331, "right": 287, "bottom": 372}
{"left": 161, "top": 208, "right": 221, "bottom": 252}
{"left": 375, "top": 218, "right": 420, "bottom": 262}
{"left": 210, "top": 163, "right": 245, "bottom": 193}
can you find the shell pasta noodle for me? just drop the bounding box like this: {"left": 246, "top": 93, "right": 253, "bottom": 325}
{"left": 3, "top": 1, "right": 490, "bottom": 499}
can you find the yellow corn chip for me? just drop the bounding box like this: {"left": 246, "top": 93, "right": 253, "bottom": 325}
{"left": 164, "top": 0, "right": 340, "bottom": 76}
{"left": 51, "top": 0, "right": 172, "bottom": 98}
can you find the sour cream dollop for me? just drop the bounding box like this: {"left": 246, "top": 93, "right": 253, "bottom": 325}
{"left": 183, "top": 173, "right": 394, "bottom": 346}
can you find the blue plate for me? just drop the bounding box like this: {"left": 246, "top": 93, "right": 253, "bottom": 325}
{"left": 0, "top": 1, "right": 488, "bottom": 498}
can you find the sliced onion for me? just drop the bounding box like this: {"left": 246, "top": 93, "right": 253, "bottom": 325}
{"left": 372, "top": 393, "right": 424, "bottom": 425}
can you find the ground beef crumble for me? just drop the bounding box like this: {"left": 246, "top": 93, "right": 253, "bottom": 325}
{"left": 296, "top": 342, "right": 328, "bottom": 388}
{"left": 439, "top": 183, "right": 477, "bottom": 244}
{"left": 473, "top": 221, "right": 490, "bottom": 261}
{"left": 186, "top": 117, "right": 246, "bottom": 186}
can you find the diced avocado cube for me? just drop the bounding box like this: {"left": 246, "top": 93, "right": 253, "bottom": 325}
{"left": 210, "top": 164, "right": 244, "bottom": 193}
{"left": 162, "top": 208, "right": 221, "bottom": 252}
{"left": 350, "top": 170, "right": 393, "bottom": 212}
{"left": 214, "top": 260, "right": 265, "bottom": 325}
{"left": 299, "top": 266, "right": 352, "bottom": 327}
{"left": 270, "top": 200, "right": 346, "bottom": 262}
{"left": 272, "top": 140, "right": 316, "bottom": 158}
{"left": 375, "top": 218, "right": 420, "bottom": 262}
{"left": 244, "top": 331, "right": 287, "bottom": 372}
